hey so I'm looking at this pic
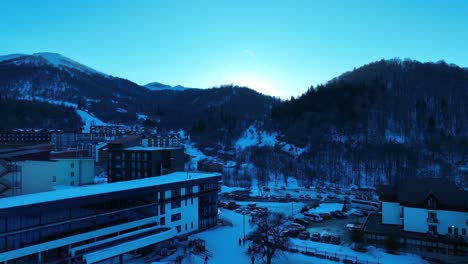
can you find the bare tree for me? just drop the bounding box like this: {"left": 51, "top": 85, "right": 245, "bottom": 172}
{"left": 248, "top": 212, "right": 289, "bottom": 264}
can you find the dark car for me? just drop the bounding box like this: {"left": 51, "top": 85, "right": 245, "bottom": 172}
{"left": 331, "top": 236, "right": 341, "bottom": 245}
{"left": 226, "top": 201, "right": 240, "bottom": 210}
{"left": 282, "top": 228, "right": 300, "bottom": 238}
{"left": 293, "top": 218, "right": 310, "bottom": 227}
{"left": 331, "top": 210, "right": 347, "bottom": 219}
{"left": 299, "top": 231, "right": 310, "bottom": 240}
{"left": 319, "top": 213, "right": 332, "bottom": 220}
{"left": 320, "top": 234, "right": 331, "bottom": 243}
{"left": 316, "top": 194, "right": 323, "bottom": 199}
{"left": 310, "top": 233, "right": 321, "bottom": 242}
{"left": 218, "top": 201, "right": 227, "bottom": 208}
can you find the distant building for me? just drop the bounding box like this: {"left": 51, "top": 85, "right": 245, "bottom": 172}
{"left": 0, "top": 172, "right": 221, "bottom": 263}
{"left": 0, "top": 129, "right": 52, "bottom": 146}
{"left": 142, "top": 134, "right": 181, "bottom": 148}
{"left": 0, "top": 145, "right": 94, "bottom": 197}
{"left": 90, "top": 125, "right": 129, "bottom": 136}
{"left": 197, "top": 158, "right": 223, "bottom": 173}
{"left": 362, "top": 178, "right": 468, "bottom": 256}
{"left": 105, "top": 135, "right": 185, "bottom": 182}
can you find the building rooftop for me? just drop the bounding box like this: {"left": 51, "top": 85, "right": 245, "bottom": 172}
{"left": 0, "top": 171, "right": 221, "bottom": 210}
{"left": 124, "top": 146, "right": 184, "bottom": 151}
{"left": 377, "top": 177, "right": 468, "bottom": 211}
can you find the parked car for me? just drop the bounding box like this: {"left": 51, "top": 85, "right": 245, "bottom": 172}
{"left": 241, "top": 209, "right": 250, "bottom": 215}
{"left": 310, "top": 233, "right": 321, "bottom": 242}
{"left": 263, "top": 186, "right": 271, "bottom": 192}
{"left": 289, "top": 223, "right": 306, "bottom": 231}
{"left": 318, "top": 213, "right": 332, "bottom": 220}
{"left": 351, "top": 209, "right": 366, "bottom": 217}
{"left": 226, "top": 201, "right": 240, "bottom": 210}
{"left": 316, "top": 194, "right": 323, "bottom": 199}
{"left": 320, "top": 234, "right": 331, "bottom": 243}
{"left": 346, "top": 223, "right": 362, "bottom": 231}
{"left": 247, "top": 202, "right": 257, "bottom": 209}
{"left": 305, "top": 194, "right": 311, "bottom": 199}
{"left": 299, "top": 231, "right": 310, "bottom": 240}
{"left": 280, "top": 186, "right": 286, "bottom": 190}
{"left": 285, "top": 193, "right": 292, "bottom": 198}
{"left": 294, "top": 189, "right": 300, "bottom": 193}
{"left": 331, "top": 236, "right": 341, "bottom": 245}
{"left": 303, "top": 212, "right": 323, "bottom": 222}
{"left": 293, "top": 218, "right": 310, "bottom": 227}
{"left": 282, "top": 228, "right": 300, "bottom": 238}
{"left": 235, "top": 208, "right": 243, "bottom": 213}
{"left": 299, "top": 194, "right": 305, "bottom": 199}
{"left": 331, "top": 210, "right": 347, "bottom": 219}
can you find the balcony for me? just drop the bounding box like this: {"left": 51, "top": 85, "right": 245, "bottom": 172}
{"left": 427, "top": 217, "right": 438, "bottom": 224}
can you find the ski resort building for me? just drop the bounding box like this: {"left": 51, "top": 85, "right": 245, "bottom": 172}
{"left": 0, "top": 171, "right": 221, "bottom": 263}
{"left": 363, "top": 178, "right": 468, "bottom": 256}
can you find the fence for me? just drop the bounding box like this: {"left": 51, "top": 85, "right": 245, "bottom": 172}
{"left": 286, "top": 244, "right": 380, "bottom": 264}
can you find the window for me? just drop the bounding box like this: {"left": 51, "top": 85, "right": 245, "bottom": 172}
{"left": 428, "top": 225, "right": 437, "bottom": 234}
{"left": 71, "top": 172, "right": 75, "bottom": 177}
{"left": 171, "top": 213, "right": 181, "bottom": 222}
{"left": 171, "top": 200, "right": 181, "bottom": 209}
{"left": 160, "top": 204, "right": 165, "bottom": 215}
{"left": 52, "top": 176, "right": 56, "bottom": 182}
{"left": 448, "top": 226, "right": 453, "bottom": 234}
{"left": 176, "top": 225, "right": 181, "bottom": 233}
{"left": 462, "top": 228, "right": 466, "bottom": 236}
{"left": 191, "top": 222, "right": 193, "bottom": 229}
{"left": 70, "top": 163, "right": 74, "bottom": 168}
{"left": 185, "top": 223, "right": 187, "bottom": 231}
{"left": 160, "top": 217, "right": 165, "bottom": 225}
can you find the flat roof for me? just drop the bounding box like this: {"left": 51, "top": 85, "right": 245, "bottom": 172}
{"left": 0, "top": 171, "right": 221, "bottom": 210}
{"left": 124, "top": 146, "right": 183, "bottom": 151}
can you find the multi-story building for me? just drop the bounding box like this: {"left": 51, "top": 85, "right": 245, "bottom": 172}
{"left": 0, "top": 129, "right": 53, "bottom": 146}
{"left": 0, "top": 172, "right": 221, "bottom": 263}
{"left": 362, "top": 178, "right": 468, "bottom": 256}
{"left": 107, "top": 146, "right": 185, "bottom": 183}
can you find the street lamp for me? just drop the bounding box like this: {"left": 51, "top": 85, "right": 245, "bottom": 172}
{"left": 243, "top": 213, "right": 246, "bottom": 240}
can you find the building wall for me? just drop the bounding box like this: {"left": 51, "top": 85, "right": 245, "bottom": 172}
{"left": 382, "top": 201, "right": 402, "bottom": 225}
{"left": 404, "top": 207, "right": 468, "bottom": 235}
{"left": 53, "top": 159, "right": 95, "bottom": 186}
{"left": 20, "top": 160, "right": 57, "bottom": 194}
{"left": 11, "top": 159, "right": 94, "bottom": 195}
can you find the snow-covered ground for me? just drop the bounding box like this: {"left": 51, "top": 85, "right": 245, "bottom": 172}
{"left": 307, "top": 203, "right": 343, "bottom": 214}
{"left": 220, "top": 185, "right": 246, "bottom": 194}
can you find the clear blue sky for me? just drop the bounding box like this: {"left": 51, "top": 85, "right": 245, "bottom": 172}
{"left": 1, "top": 0, "right": 467, "bottom": 98}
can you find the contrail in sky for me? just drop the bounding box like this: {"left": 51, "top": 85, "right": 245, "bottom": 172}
{"left": 244, "top": 49, "right": 256, "bottom": 57}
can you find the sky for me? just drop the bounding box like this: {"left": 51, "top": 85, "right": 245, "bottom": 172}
{"left": 1, "top": 0, "right": 467, "bottom": 99}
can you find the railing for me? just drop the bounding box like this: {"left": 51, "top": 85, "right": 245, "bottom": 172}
{"left": 286, "top": 244, "right": 381, "bottom": 264}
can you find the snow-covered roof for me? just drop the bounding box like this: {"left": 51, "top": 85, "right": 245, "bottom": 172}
{"left": 0, "top": 172, "right": 221, "bottom": 210}
{"left": 124, "top": 146, "right": 183, "bottom": 151}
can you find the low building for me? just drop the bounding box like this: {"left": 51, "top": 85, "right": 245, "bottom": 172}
{"left": 90, "top": 125, "right": 129, "bottom": 136}
{"left": 0, "top": 145, "right": 94, "bottom": 197}
{"left": 362, "top": 178, "right": 468, "bottom": 256}
{"left": 0, "top": 172, "right": 221, "bottom": 263}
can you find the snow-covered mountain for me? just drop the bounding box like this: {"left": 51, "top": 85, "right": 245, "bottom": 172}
{"left": 144, "top": 82, "right": 191, "bottom": 91}
{"left": 0, "top": 52, "right": 106, "bottom": 76}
